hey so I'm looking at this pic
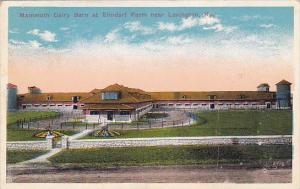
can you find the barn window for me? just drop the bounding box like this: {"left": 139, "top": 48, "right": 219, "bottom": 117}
{"left": 208, "top": 95, "right": 216, "bottom": 100}
{"left": 182, "top": 95, "right": 187, "bottom": 99}
{"left": 102, "top": 92, "right": 120, "bottom": 100}
{"left": 47, "top": 96, "right": 52, "bottom": 101}
{"left": 72, "top": 96, "right": 80, "bottom": 103}
{"left": 90, "top": 111, "right": 100, "bottom": 115}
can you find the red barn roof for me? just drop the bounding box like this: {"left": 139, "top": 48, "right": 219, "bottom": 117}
{"left": 7, "top": 83, "right": 17, "bottom": 89}
{"left": 276, "top": 80, "right": 291, "bottom": 85}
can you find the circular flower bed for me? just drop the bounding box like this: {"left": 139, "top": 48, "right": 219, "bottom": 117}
{"left": 34, "top": 130, "right": 64, "bottom": 138}
{"left": 93, "top": 129, "right": 120, "bottom": 137}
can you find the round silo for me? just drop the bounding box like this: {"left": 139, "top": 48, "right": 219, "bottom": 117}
{"left": 276, "top": 80, "right": 291, "bottom": 109}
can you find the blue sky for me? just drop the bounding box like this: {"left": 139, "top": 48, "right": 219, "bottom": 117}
{"left": 9, "top": 7, "right": 293, "bottom": 50}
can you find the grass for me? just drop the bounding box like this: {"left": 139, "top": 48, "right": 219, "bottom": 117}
{"left": 7, "top": 129, "right": 78, "bottom": 141}
{"left": 49, "top": 144, "right": 292, "bottom": 167}
{"left": 7, "top": 111, "right": 60, "bottom": 126}
{"left": 82, "top": 110, "right": 292, "bottom": 139}
{"left": 7, "top": 150, "right": 48, "bottom": 164}
{"left": 142, "top": 112, "right": 169, "bottom": 119}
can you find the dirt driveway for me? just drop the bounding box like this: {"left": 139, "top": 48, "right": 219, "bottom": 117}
{"left": 7, "top": 165, "right": 291, "bottom": 183}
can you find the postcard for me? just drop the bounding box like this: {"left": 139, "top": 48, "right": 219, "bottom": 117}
{"left": 0, "top": 1, "right": 299, "bottom": 189}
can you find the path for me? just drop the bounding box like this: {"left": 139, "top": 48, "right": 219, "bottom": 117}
{"left": 6, "top": 166, "right": 292, "bottom": 183}
{"left": 19, "top": 128, "right": 98, "bottom": 164}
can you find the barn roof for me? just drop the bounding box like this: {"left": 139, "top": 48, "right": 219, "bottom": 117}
{"left": 257, "top": 83, "right": 270, "bottom": 88}
{"left": 276, "top": 80, "right": 291, "bottom": 85}
{"left": 18, "top": 92, "right": 91, "bottom": 103}
{"left": 80, "top": 84, "right": 152, "bottom": 103}
{"left": 149, "top": 91, "right": 276, "bottom": 101}
{"left": 7, "top": 83, "right": 17, "bottom": 89}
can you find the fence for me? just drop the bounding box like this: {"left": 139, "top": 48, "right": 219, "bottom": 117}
{"left": 106, "top": 112, "right": 197, "bottom": 131}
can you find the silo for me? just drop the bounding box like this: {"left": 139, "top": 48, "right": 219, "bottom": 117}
{"left": 276, "top": 80, "right": 292, "bottom": 109}
{"left": 7, "top": 83, "right": 18, "bottom": 111}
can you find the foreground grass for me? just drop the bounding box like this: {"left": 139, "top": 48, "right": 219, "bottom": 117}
{"left": 7, "top": 150, "right": 48, "bottom": 164}
{"left": 7, "top": 111, "right": 60, "bottom": 126}
{"left": 83, "top": 110, "right": 292, "bottom": 139}
{"left": 49, "top": 145, "right": 291, "bottom": 167}
{"left": 7, "top": 129, "right": 78, "bottom": 141}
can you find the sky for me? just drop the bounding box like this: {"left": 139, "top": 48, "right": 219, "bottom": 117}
{"left": 8, "top": 7, "right": 294, "bottom": 93}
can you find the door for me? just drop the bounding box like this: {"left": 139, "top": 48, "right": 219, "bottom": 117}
{"left": 107, "top": 111, "right": 114, "bottom": 121}
{"left": 210, "top": 104, "right": 215, "bottom": 109}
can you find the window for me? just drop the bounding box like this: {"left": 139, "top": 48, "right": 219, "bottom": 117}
{"left": 235, "top": 103, "right": 240, "bottom": 105}
{"left": 50, "top": 104, "right": 55, "bottom": 107}
{"left": 42, "top": 104, "right": 47, "bottom": 107}
{"left": 218, "top": 103, "right": 223, "bottom": 105}
{"left": 102, "top": 92, "right": 120, "bottom": 100}
{"left": 176, "top": 104, "right": 182, "bottom": 106}
{"left": 240, "top": 95, "right": 246, "bottom": 99}
{"left": 47, "top": 96, "right": 52, "bottom": 101}
{"left": 57, "top": 104, "right": 62, "bottom": 107}
{"left": 90, "top": 111, "right": 100, "bottom": 115}
{"left": 182, "top": 95, "right": 187, "bottom": 99}
{"left": 80, "top": 104, "right": 85, "bottom": 107}
{"left": 185, "top": 104, "right": 190, "bottom": 106}
{"left": 193, "top": 104, "right": 198, "bottom": 106}
{"left": 208, "top": 95, "right": 216, "bottom": 100}
{"left": 120, "top": 111, "right": 130, "bottom": 115}
{"left": 65, "top": 104, "right": 71, "bottom": 107}
{"left": 72, "top": 96, "right": 80, "bottom": 103}
{"left": 168, "top": 104, "right": 174, "bottom": 106}
{"left": 202, "top": 104, "right": 207, "bottom": 106}
{"left": 34, "top": 104, "right": 40, "bottom": 107}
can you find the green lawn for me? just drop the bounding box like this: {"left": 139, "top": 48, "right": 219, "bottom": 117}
{"left": 7, "top": 150, "right": 48, "bottom": 164}
{"left": 49, "top": 145, "right": 292, "bottom": 168}
{"left": 7, "top": 129, "right": 78, "bottom": 141}
{"left": 82, "top": 110, "right": 292, "bottom": 139}
{"left": 7, "top": 111, "right": 60, "bottom": 126}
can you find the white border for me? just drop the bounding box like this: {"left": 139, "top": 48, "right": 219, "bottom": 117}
{"left": 0, "top": 1, "right": 299, "bottom": 189}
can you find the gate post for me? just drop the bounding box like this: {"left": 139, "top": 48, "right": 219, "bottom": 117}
{"left": 46, "top": 135, "right": 55, "bottom": 150}
{"left": 61, "top": 135, "right": 69, "bottom": 149}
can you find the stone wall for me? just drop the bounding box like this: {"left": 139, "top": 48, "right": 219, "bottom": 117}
{"left": 67, "top": 135, "right": 292, "bottom": 149}
{"left": 7, "top": 138, "right": 53, "bottom": 150}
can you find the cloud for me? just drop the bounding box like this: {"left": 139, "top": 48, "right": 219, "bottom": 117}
{"left": 203, "top": 24, "right": 237, "bottom": 33}
{"left": 27, "top": 29, "right": 58, "bottom": 42}
{"left": 157, "top": 14, "right": 235, "bottom": 33}
{"left": 123, "top": 21, "right": 154, "bottom": 34}
{"left": 198, "top": 14, "right": 221, "bottom": 25}
{"left": 9, "top": 29, "right": 19, "bottom": 34}
{"left": 9, "top": 39, "right": 42, "bottom": 49}
{"left": 60, "top": 27, "right": 70, "bottom": 31}
{"left": 157, "top": 22, "right": 178, "bottom": 31}
{"left": 166, "top": 35, "right": 192, "bottom": 45}
{"left": 104, "top": 29, "right": 120, "bottom": 43}
{"left": 259, "top": 24, "right": 276, "bottom": 28}
{"left": 234, "top": 15, "right": 273, "bottom": 21}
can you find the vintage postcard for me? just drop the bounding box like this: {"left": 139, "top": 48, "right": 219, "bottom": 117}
{"left": 0, "top": 1, "right": 299, "bottom": 189}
